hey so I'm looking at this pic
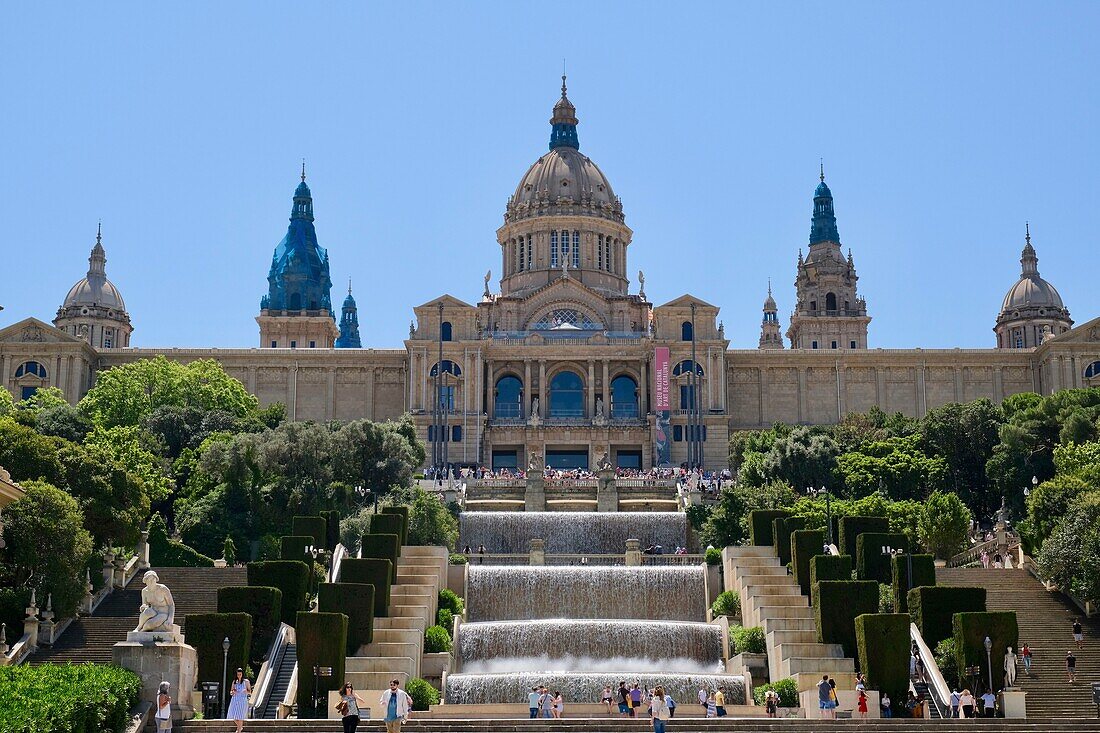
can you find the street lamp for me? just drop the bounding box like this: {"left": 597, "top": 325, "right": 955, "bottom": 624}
{"left": 882, "top": 545, "right": 913, "bottom": 594}
{"left": 313, "top": 665, "right": 333, "bottom": 715}
{"left": 984, "top": 635, "right": 994, "bottom": 693}
{"left": 355, "top": 484, "right": 378, "bottom": 514}
{"left": 806, "top": 486, "right": 833, "bottom": 549}
{"left": 221, "top": 636, "right": 231, "bottom": 717}
{"left": 304, "top": 544, "right": 320, "bottom": 595}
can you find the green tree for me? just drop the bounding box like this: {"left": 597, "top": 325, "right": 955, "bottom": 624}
{"left": 836, "top": 434, "right": 947, "bottom": 500}
{"left": 918, "top": 490, "right": 972, "bottom": 559}
{"left": 729, "top": 425, "right": 784, "bottom": 471}
{"left": 15, "top": 386, "right": 69, "bottom": 413}
{"left": 85, "top": 425, "right": 173, "bottom": 503}
{"left": 0, "top": 388, "right": 14, "bottom": 416}
{"left": 57, "top": 442, "right": 150, "bottom": 547}
{"left": 1026, "top": 474, "right": 1091, "bottom": 547}
{"left": 403, "top": 486, "right": 459, "bottom": 549}
{"left": 0, "top": 481, "right": 94, "bottom": 618}
{"left": 921, "top": 399, "right": 1003, "bottom": 517}
{"left": 0, "top": 417, "right": 63, "bottom": 484}
{"left": 763, "top": 426, "right": 840, "bottom": 490}
{"left": 1053, "top": 441, "right": 1100, "bottom": 484}
{"left": 700, "top": 480, "right": 796, "bottom": 547}
{"left": 1038, "top": 492, "right": 1100, "bottom": 604}
{"left": 332, "top": 418, "right": 422, "bottom": 498}
{"left": 34, "top": 403, "right": 91, "bottom": 443}
{"left": 79, "top": 356, "right": 258, "bottom": 428}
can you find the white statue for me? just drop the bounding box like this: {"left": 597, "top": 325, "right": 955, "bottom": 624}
{"left": 1004, "top": 646, "right": 1017, "bottom": 688}
{"left": 531, "top": 396, "right": 540, "bottom": 418}
{"left": 638, "top": 269, "right": 646, "bottom": 298}
{"left": 595, "top": 396, "right": 605, "bottom": 417}
{"left": 528, "top": 449, "right": 543, "bottom": 472}
{"left": 134, "top": 570, "right": 176, "bottom": 633}
{"left": 483, "top": 270, "right": 492, "bottom": 297}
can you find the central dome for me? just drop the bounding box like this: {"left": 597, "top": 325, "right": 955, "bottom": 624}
{"left": 64, "top": 239, "right": 127, "bottom": 310}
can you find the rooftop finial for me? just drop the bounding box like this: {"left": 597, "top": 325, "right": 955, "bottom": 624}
{"left": 819, "top": 158, "right": 825, "bottom": 182}
{"left": 562, "top": 57, "right": 567, "bottom": 97}
{"left": 768, "top": 277, "right": 773, "bottom": 297}
{"left": 1025, "top": 220, "right": 1031, "bottom": 246}
{"left": 96, "top": 221, "right": 102, "bottom": 246}
{"left": 348, "top": 277, "right": 352, "bottom": 295}
{"left": 301, "top": 158, "right": 306, "bottom": 183}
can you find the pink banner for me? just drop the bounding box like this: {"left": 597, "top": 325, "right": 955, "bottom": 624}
{"left": 654, "top": 347, "right": 671, "bottom": 411}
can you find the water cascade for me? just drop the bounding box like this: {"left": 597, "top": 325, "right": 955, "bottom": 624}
{"left": 445, "top": 672, "right": 745, "bottom": 706}
{"left": 459, "top": 511, "right": 688, "bottom": 554}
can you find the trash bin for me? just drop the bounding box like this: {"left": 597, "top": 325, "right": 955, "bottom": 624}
{"left": 201, "top": 682, "right": 221, "bottom": 719}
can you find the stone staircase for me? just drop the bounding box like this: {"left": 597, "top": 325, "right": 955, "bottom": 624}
{"left": 177, "top": 718, "right": 1100, "bottom": 731}
{"left": 29, "top": 566, "right": 246, "bottom": 665}
{"left": 723, "top": 546, "right": 857, "bottom": 691}
{"left": 939, "top": 567, "right": 1100, "bottom": 718}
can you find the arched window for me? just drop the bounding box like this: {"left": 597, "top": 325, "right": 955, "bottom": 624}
{"left": 494, "top": 375, "right": 523, "bottom": 418}
{"left": 671, "top": 360, "right": 704, "bottom": 377}
{"left": 1085, "top": 361, "right": 1100, "bottom": 380}
{"left": 441, "top": 322, "right": 453, "bottom": 342}
{"left": 610, "top": 375, "right": 639, "bottom": 419}
{"left": 549, "top": 370, "right": 584, "bottom": 418}
{"left": 826, "top": 292, "right": 837, "bottom": 311}
{"left": 429, "top": 360, "right": 462, "bottom": 377}
{"left": 681, "top": 321, "right": 693, "bottom": 341}
{"left": 14, "top": 361, "right": 47, "bottom": 379}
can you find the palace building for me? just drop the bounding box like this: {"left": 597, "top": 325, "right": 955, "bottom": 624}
{"left": 2, "top": 79, "right": 1099, "bottom": 470}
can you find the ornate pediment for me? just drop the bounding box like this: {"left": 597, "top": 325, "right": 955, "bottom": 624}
{"left": 1035, "top": 316, "right": 1100, "bottom": 347}
{"left": 0, "top": 318, "right": 85, "bottom": 345}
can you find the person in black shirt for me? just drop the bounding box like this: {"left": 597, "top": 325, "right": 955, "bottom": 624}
{"left": 1066, "top": 651, "right": 1077, "bottom": 683}
{"left": 1072, "top": 618, "right": 1084, "bottom": 649}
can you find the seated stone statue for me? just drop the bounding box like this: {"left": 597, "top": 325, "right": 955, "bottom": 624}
{"left": 134, "top": 570, "right": 176, "bottom": 633}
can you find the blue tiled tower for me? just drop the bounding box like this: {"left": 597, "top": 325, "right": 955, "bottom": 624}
{"left": 336, "top": 281, "right": 362, "bottom": 348}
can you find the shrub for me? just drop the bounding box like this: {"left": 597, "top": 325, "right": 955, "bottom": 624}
{"left": 907, "top": 586, "right": 986, "bottom": 647}
{"left": 752, "top": 677, "right": 799, "bottom": 707}
{"left": 149, "top": 513, "right": 213, "bottom": 567}
{"left": 437, "top": 608, "right": 454, "bottom": 635}
{"left": 222, "top": 536, "right": 237, "bottom": 565}
{"left": 247, "top": 561, "right": 310, "bottom": 626}
{"left": 856, "top": 613, "right": 910, "bottom": 704}
{"left": 890, "top": 553, "right": 936, "bottom": 613}
{"left": 810, "top": 554, "right": 853, "bottom": 607}
{"left": 425, "top": 624, "right": 452, "bottom": 653}
{"left": 217, "top": 586, "right": 283, "bottom": 666}
{"left": 292, "top": 515, "right": 327, "bottom": 549}
{"left": 749, "top": 509, "right": 791, "bottom": 546}
{"left": 918, "top": 490, "right": 971, "bottom": 559}
{"left": 711, "top": 590, "right": 741, "bottom": 620}
{"left": 406, "top": 677, "right": 440, "bottom": 710}
{"left": 705, "top": 547, "right": 722, "bottom": 565}
{"left": 438, "top": 588, "right": 464, "bottom": 616}
{"left": 791, "top": 529, "right": 825, "bottom": 597}
{"left": 953, "top": 611, "right": 1019, "bottom": 693}
{"left": 339, "top": 558, "right": 392, "bottom": 617}
{"left": 855, "top": 532, "right": 908, "bottom": 583}
{"left": 320, "top": 509, "right": 341, "bottom": 551}
{"left": 280, "top": 535, "right": 315, "bottom": 562}
{"left": 449, "top": 553, "right": 468, "bottom": 565}
{"left": 772, "top": 516, "right": 807, "bottom": 566}
{"left": 369, "top": 514, "right": 405, "bottom": 547}
{"left": 381, "top": 505, "right": 410, "bottom": 545}
{"left": 339, "top": 508, "right": 373, "bottom": 555}
{"left": 318, "top": 582, "right": 376, "bottom": 654}
{"left": 407, "top": 486, "right": 459, "bottom": 549}
{"left": 0, "top": 663, "right": 142, "bottom": 733}
{"left": 839, "top": 515, "right": 890, "bottom": 559}
{"left": 878, "top": 582, "right": 894, "bottom": 613}
{"left": 731, "top": 625, "right": 766, "bottom": 654}
{"left": 361, "top": 533, "right": 401, "bottom": 583}
{"left": 295, "top": 611, "right": 348, "bottom": 719}
{"left": 815, "top": 580, "right": 879, "bottom": 659}
{"left": 185, "top": 612, "right": 253, "bottom": 712}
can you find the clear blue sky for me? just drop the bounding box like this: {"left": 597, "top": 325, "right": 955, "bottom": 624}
{"left": 2, "top": 3, "right": 1096, "bottom": 349}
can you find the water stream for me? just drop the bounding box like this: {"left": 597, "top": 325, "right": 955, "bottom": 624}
{"left": 459, "top": 511, "right": 687, "bottom": 554}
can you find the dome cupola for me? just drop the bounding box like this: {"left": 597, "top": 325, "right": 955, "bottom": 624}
{"left": 54, "top": 223, "right": 133, "bottom": 348}
{"left": 994, "top": 223, "right": 1073, "bottom": 348}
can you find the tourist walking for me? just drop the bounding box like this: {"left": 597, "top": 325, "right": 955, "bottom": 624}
{"left": 155, "top": 681, "right": 172, "bottom": 733}
{"left": 764, "top": 689, "right": 779, "bottom": 718}
{"left": 981, "top": 690, "right": 996, "bottom": 717}
{"left": 705, "top": 693, "right": 717, "bottom": 718}
{"left": 959, "top": 689, "right": 975, "bottom": 718}
{"left": 528, "top": 687, "right": 540, "bottom": 719}
{"left": 379, "top": 679, "right": 412, "bottom": 733}
{"left": 1022, "top": 644, "right": 1033, "bottom": 675}
{"left": 663, "top": 690, "right": 676, "bottom": 718}
{"left": 337, "top": 682, "right": 367, "bottom": 733}
{"left": 1073, "top": 618, "right": 1084, "bottom": 649}
{"left": 540, "top": 687, "right": 554, "bottom": 718}
{"left": 552, "top": 690, "right": 564, "bottom": 719}
{"left": 226, "top": 668, "right": 250, "bottom": 733}
{"left": 630, "top": 683, "right": 642, "bottom": 717}
{"left": 602, "top": 685, "right": 613, "bottom": 715}
{"left": 714, "top": 685, "right": 727, "bottom": 717}
{"left": 618, "top": 682, "right": 631, "bottom": 717}
{"left": 1067, "top": 651, "right": 1077, "bottom": 683}
{"left": 914, "top": 654, "right": 927, "bottom": 683}
{"left": 649, "top": 685, "right": 671, "bottom": 733}
{"left": 817, "top": 675, "right": 836, "bottom": 719}
{"left": 697, "top": 687, "right": 708, "bottom": 714}
{"left": 950, "top": 687, "right": 961, "bottom": 718}
{"left": 857, "top": 689, "right": 868, "bottom": 719}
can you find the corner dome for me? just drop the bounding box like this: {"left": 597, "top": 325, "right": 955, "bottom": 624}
{"left": 815, "top": 181, "right": 832, "bottom": 197}
{"left": 64, "top": 236, "right": 127, "bottom": 310}
{"left": 1001, "top": 275, "right": 1065, "bottom": 311}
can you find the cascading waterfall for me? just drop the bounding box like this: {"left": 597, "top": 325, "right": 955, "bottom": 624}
{"left": 459, "top": 511, "right": 688, "bottom": 554}
{"left": 466, "top": 566, "right": 706, "bottom": 622}
{"left": 444, "top": 672, "right": 745, "bottom": 706}
{"left": 457, "top": 619, "right": 722, "bottom": 670}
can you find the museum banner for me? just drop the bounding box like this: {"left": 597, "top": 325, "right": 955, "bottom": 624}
{"left": 654, "top": 347, "right": 671, "bottom": 466}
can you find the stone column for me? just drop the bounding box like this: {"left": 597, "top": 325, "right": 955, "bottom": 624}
{"left": 538, "top": 360, "right": 546, "bottom": 408}
{"left": 524, "top": 360, "right": 532, "bottom": 416}
{"left": 625, "top": 539, "right": 642, "bottom": 566}
{"left": 759, "top": 367, "right": 768, "bottom": 427}
{"left": 136, "top": 529, "right": 151, "bottom": 571}
{"left": 23, "top": 593, "right": 39, "bottom": 652}
{"left": 597, "top": 466, "right": 618, "bottom": 512}
{"left": 953, "top": 367, "right": 962, "bottom": 402}
{"left": 992, "top": 366, "right": 1003, "bottom": 404}
{"left": 637, "top": 359, "right": 646, "bottom": 416}
{"left": 587, "top": 360, "right": 595, "bottom": 417}
{"left": 247, "top": 366, "right": 257, "bottom": 395}
{"left": 326, "top": 367, "right": 336, "bottom": 420}
{"left": 525, "top": 472, "right": 545, "bottom": 511}
{"left": 102, "top": 549, "right": 116, "bottom": 588}
{"left": 797, "top": 367, "right": 807, "bottom": 423}
{"left": 529, "top": 538, "right": 545, "bottom": 566}
{"left": 1, "top": 354, "right": 10, "bottom": 396}
{"left": 877, "top": 367, "right": 888, "bottom": 409}
{"left": 407, "top": 351, "right": 416, "bottom": 411}
{"left": 602, "top": 360, "right": 610, "bottom": 413}
{"left": 57, "top": 356, "right": 68, "bottom": 403}
{"left": 486, "top": 359, "right": 495, "bottom": 418}
{"left": 366, "top": 368, "right": 376, "bottom": 421}
{"left": 916, "top": 365, "right": 926, "bottom": 417}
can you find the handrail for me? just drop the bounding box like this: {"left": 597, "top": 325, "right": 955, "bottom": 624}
{"left": 329, "top": 544, "right": 348, "bottom": 584}
{"left": 910, "top": 622, "right": 951, "bottom": 716}
{"left": 278, "top": 663, "right": 299, "bottom": 719}
{"left": 250, "top": 622, "right": 293, "bottom": 718}
{"left": 946, "top": 531, "right": 1020, "bottom": 568}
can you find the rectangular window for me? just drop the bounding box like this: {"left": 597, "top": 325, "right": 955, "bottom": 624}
{"left": 518, "top": 238, "right": 525, "bottom": 271}
{"left": 290, "top": 340, "right": 297, "bottom": 349}
{"left": 572, "top": 230, "right": 580, "bottom": 268}
{"left": 271, "top": 340, "right": 277, "bottom": 348}
{"left": 309, "top": 340, "right": 316, "bottom": 348}
{"left": 526, "top": 235, "right": 532, "bottom": 269}
{"left": 550, "top": 231, "right": 559, "bottom": 267}
{"left": 452, "top": 425, "right": 463, "bottom": 442}
{"left": 560, "top": 229, "right": 569, "bottom": 262}
{"left": 680, "top": 384, "right": 695, "bottom": 410}
{"left": 831, "top": 340, "right": 838, "bottom": 349}
{"left": 811, "top": 341, "right": 818, "bottom": 349}
{"left": 850, "top": 341, "right": 856, "bottom": 349}
{"left": 439, "top": 386, "right": 455, "bottom": 411}
{"left": 597, "top": 234, "right": 604, "bottom": 270}
{"left": 673, "top": 424, "right": 683, "bottom": 442}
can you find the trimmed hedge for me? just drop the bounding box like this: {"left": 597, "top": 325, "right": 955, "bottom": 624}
{"left": 908, "top": 586, "right": 987, "bottom": 647}
{"left": 810, "top": 554, "right": 853, "bottom": 608}
{"left": 247, "top": 561, "right": 310, "bottom": 626}
{"left": 425, "top": 624, "right": 452, "bottom": 653}
{"left": 318, "top": 582, "right": 375, "bottom": 654}
{"left": 815, "top": 580, "right": 879, "bottom": 659}
{"left": 891, "top": 554, "right": 936, "bottom": 613}
{"left": 750, "top": 509, "right": 791, "bottom": 547}
{"left": 0, "top": 663, "right": 142, "bottom": 733}
{"left": 953, "top": 611, "right": 1019, "bottom": 693}
{"left": 292, "top": 515, "right": 327, "bottom": 549}
{"left": 217, "top": 585, "right": 283, "bottom": 666}
{"left": 339, "top": 558, "right": 392, "bottom": 617}
{"left": 731, "top": 625, "right": 766, "bottom": 654}
{"left": 753, "top": 677, "right": 799, "bottom": 707}
{"left": 791, "top": 529, "right": 825, "bottom": 597}
{"left": 773, "top": 516, "right": 807, "bottom": 566}
{"left": 369, "top": 514, "right": 405, "bottom": 553}
{"left": 439, "top": 588, "right": 464, "bottom": 616}
{"left": 407, "top": 677, "right": 440, "bottom": 711}
{"left": 185, "top": 612, "right": 253, "bottom": 712}
{"left": 295, "top": 611, "right": 348, "bottom": 719}
{"left": 381, "top": 505, "right": 410, "bottom": 545}
{"left": 321, "top": 509, "right": 341, "bottom": 551}
{"left": 839, "top": 516, "right": 890, "bottom": 559}
{"left": 361, "top": 533, "right": 401, "bottom": 584}
{"left": 856, "top": 613, "right": 910, "bottom": 707}
{"left": 280, "top": 535, "right": 316, "bottom": 562}
{"left": 856, "top": 532, "right": 909, "bottom": 583}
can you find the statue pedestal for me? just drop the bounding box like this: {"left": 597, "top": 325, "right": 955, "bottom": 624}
{"left": 525, "top": 476, "right": 546, "bottom": 511}
{"left": 596, "top": 469, "right": 618, "bottom": 512}
{"left": 125, "top": 624, "right": 183, "bottom": 644}
{"left": 113, "top": 638, "right": 197, "bottom": 720}
{"left": 999, "top": 690, "right": 1026, "bottom": 718}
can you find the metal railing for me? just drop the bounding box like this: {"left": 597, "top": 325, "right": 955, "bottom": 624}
{"left": 329, "top": 544, "right": 348, "bottom": 583}
{"left": 910, "top": 622, "right": 951, "bottom": 718}
{"left": 250, "top": 622, "right": 294, "bottom": 719}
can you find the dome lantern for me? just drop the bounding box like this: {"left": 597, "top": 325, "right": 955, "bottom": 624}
{"left": 549, "top": 75, "right": 580, "bottom": 151}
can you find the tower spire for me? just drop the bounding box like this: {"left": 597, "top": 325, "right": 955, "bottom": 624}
{"left": 348, "top": 277, "right": 353, "bottom": 295}
{"left": 549, "top": 74, "right": 579, "bottom": 151}
{"left": 819, "top": 158, "right": 825, "bottom": 182}
{"left": 810, "top": 171, "right": 840, "bottom": 244}
{"left": 301, "top": 158, "right": 306, "bottom": 183}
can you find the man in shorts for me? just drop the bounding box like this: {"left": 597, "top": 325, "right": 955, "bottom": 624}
{"left": 817, "top": 675, "right": 835, "bottom": 719}
{"left": 617, "top": 682, "right": 631, "bottom": 716}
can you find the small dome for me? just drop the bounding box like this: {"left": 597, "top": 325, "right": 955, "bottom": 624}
{"left": 64, "top": 276, "right": 127, "bottom": 310}
{"left": 764, "top": 292, "right": 777, "bottom": 309}
{"left": 512, "top": 147, "right": 616, "bottom": 210}
{"left": 1001, "top": 275, "right": 1065, "bottom": 312}
{"left": 343, "top": 291, "right": 356, "bottom": 307}
{"left": 815, "top": 181, "right": 832, "bottom": 198}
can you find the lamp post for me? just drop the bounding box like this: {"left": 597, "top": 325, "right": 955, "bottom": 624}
{"left": 304, "top": 544, "right": 319, "bottom": 596}
{"left": 984, "top": 635, "right": 994, "bottom": 693}
{"left": 806, "top": 486, "right": 833, "bottom": 549}
{"left": 221, "top": 636, "right": 231, "bottom": 717}
{"left": 882, "top": 545, "right": 913, "bottom": 594}
{"left": 313, "top": 665, "right": 333, "bottom": 716}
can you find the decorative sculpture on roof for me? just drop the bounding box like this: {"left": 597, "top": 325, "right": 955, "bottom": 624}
{"left": 483, "top": 270, "right": 492, "bottom": 299}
